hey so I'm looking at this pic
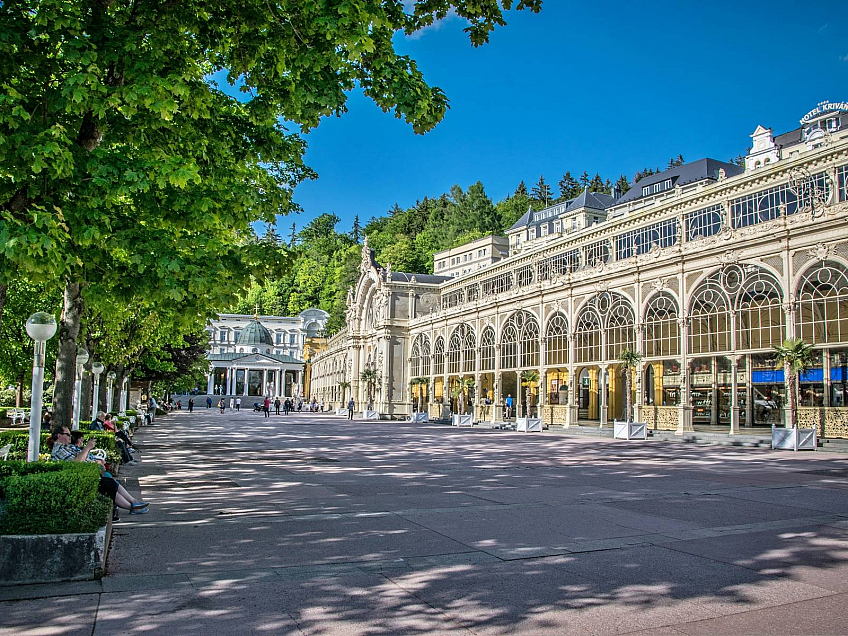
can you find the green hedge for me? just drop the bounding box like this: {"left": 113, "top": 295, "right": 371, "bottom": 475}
{"left": 0, "top": 430, "right": 122, "bottom": 466}
{"left": 0, "top": 461, "right": 111, "bottom": 535}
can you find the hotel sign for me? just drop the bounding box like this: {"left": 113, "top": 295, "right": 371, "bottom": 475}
{"left": 800, "top": 101, "right": 848, "bottom": 124}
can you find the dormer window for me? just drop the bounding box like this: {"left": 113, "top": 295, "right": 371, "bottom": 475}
{"left": 827, "top": 117, "right": 841, "bottom": 132}
{"left": 540, "top": 225, "right": 549, "bottom": 237}
{"left": 553, "top": 220, "right": 561, "bottom": 233}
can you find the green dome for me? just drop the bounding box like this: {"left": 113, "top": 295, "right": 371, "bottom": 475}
{"left": 236, "top": 320, "right": 273, "bottom": 347}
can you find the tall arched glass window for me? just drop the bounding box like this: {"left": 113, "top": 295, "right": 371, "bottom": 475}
{"left": 545, "top": 313, "right": 569, "bottom": 366}
{"left": 575, "top": 308, "right": 602, "bottom": 364}
{"left": 421, "top": 337, "right": 431, "bottom": 376}
{"left": 644, "top": 293, "right": 680, "bottom": 357}
{"left": 737, "top": 269, "right": 784, "bottom": 350}
{"left": 463, "top": 326, "right": 476, "bottom": 373}
{"left": 500, "top": 311, "right": 540, "bottom": 369}
{"left": 689, "top": 278, "right": 731, "bottom": 355}
{"left": 447, "top": 328, "right": 462, "bottom": 374}
{"left": 480, "top": 327, "right": 495, "bottom": 371}
{"left": 796, "top": 260, "right": 848, "bottom": 344}
{"left": 432, "top": 337, "right": 445, "bottom": 375}
{"left": 606, "top": 294, "right": 635, "bottom": 359}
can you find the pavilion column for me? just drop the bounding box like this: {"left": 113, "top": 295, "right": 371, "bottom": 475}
{"left": 599, "top": 364, "right": 609, "bottom": 428}
{"left": 567, "top": 334, "right": 577, "bottom": 428}
{"left": 242, "top": 370, "right": 249, "bottom": 396}
{"left": 538, "top": 340, "right": 546, "bottom": 418}
{"left": 677, "top": 317, "right": 694, "bottom": 434}
{"left": 262, "top": 369, "right": 268, "bottom": 396}
{"left": 633, "top": 322, "right": 645, "bottom": 424}
{"left": 207, "top": 372, "right": 214, "bottom": 395}
{"left": 229, "top": 368, "right": 236, "bottom": 395}
{"left": 730, "top": 355, "right": 741, "bottom": 435}
{"left": 493, "top": 343, "right": 501, "bottom": 424}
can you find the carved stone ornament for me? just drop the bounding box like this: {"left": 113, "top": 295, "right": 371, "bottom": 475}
{"left": 360, "top": 238, "right": 373, "bottom": 274}
{"left": 719, "top": 250, "right": 739, "bottom": 265}
{"left": 594, "top": 280, "right": 609, "bottom": 293}
{"left": 651, "top": 277, "right": 668, "bottom": 292}
{"left": 808, "top": 243, "right": 836, "bottom": 261}
{"left": 420, "top": 293, "right": 438, "bottom": 312}
{"left": 594, "top": 259, "right": 605, "bottom": 273}
{"left": 410, "top": 275, "right": 416, "bottom": 285}
{"left": 385, "top": 262, "right": 393, "bottom": 281}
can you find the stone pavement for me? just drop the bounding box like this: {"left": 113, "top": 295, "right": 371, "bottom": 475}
{"left": 3, "top": 410, "right": 848, "bottom": 635}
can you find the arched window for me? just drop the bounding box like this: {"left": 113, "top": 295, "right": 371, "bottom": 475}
{"left": 500, "top": 311, "right": 540, "bottom": 369}
{"left": 796, "top": 261, "right": 848, "bottom": 344}
{"left": 448, "top": 328, "right": 462, "bottom": 374}
{"left": 480, "top": 327, "right": 495, "bottom": 371}
{"left": 644, "top": 293, "right": 680, "bottom": 357}
{"left": 689, "top": 275, "right": 731, "bottom": 355}
{"left": 575, "top": 307, "right": 601, "bottom": 364}
{"left": 463, "top": 326, "right": 476, "bottom": 373}
{"left": 421, "top": 336, "right": 431, "bottom": 376}
{"left": 606, "top": 294, "right": 635, "bottom": 359}
{"left": 432, "top": 337, "right": 445, "bottom": 375}
{"left": 410, "top": 336, "right": 423, "bottom": 377}
{"left": 737, "top": 268, "right": 784, "bottom": 350}
{"left": 545, "top": 313, "right": 569, "bottom": 366}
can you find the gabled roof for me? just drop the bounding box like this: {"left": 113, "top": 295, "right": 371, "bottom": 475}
{"left": 616, "top": 158, "right": 743, "bottom": 205}
{"left": 566, "top": 190, "right": 616, "bottom": 212}
{"left": 207, "top": 352, "right": 304, "bottom": 365}
{"left": 773, "top": 126, "right": 803, "bottom": 148}
{"left": 508, "top": 205, "right": 533, "bottom": 232}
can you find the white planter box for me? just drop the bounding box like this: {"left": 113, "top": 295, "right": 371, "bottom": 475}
{"left": 451, "top": 414, "right": 473, "bottom": 427}
{"left": 614, "top": 420, "right": 647, "bottom": 440}
{"left": 516, "top": 417, "right": 542, "bottom": 432}
{"left": 362, "top": 410, "right": 379, "bottom": 420}
{"left": 335, "top": 408, "right": 348, "bottom": 416}
{"left": 772, "top": 427, "right": 817, "bottom": 451}
{"left": 411, "top": 412, "right": 429, "bottom": 423}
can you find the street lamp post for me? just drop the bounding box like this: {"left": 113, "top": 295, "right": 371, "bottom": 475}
{"left": 120, "top": 376, "right": 128, "bottom": 413}
{"left": 26, "top": 313, "right": 57, "bottom": 461}
{"left": 91, "top": 361, "right": 104, "bottom": 419}
{"left": 72, "top": 347, "right": 90, "bottom": 431}
{"left": 106, "top": 371, "right": 116, "bottom": 413}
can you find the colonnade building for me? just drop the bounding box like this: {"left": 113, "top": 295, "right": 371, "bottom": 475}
{"left": 205, "top": 309, "right": 328, "bottom": 398}
{"left": 310, "top": 102, "right": 848, "bottom": 437}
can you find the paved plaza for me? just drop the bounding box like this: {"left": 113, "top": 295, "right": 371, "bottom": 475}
{"left": 4, "top": 411, "right": 848, "bottom": 634}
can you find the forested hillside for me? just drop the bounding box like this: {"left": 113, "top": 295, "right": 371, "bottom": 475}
{"left": 233, "top": 160, "right": 696, "bottom": 334}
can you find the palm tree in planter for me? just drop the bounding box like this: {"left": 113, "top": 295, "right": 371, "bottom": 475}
{"left": 360, "top": 368, "right": 379, "bottom": 410}
{"left": 618, "top": 348, "right": 643, "bottom": 423}
{"left": 409, "top": 377, "right": 427, "bottom": 412}
{"left": 773, "top": 338, "right": 815, "bottom": 430}
{"left": 338, "top": 381, "right": 351, "bottom": 409}
{"left": 520, "top": 370, "right": 539, "bottom": 417}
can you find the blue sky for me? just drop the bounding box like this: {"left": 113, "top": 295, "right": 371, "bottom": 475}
{"left": 282, "top": 0, "right": 848, "bottom": 236}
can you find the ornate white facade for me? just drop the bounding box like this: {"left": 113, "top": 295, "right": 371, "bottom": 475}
{"left": 311, "top": 103, "right": 848, "bottom": 437}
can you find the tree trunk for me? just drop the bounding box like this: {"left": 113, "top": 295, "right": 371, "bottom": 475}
{"left": 53, "top": 281, "right": 84, "bottom": 430}
{"left": 786, "top": 362, "right": 797, "bottom": 429}
{"left": 15, "top": 377, "right": 23, "bottom": 408}
{"left": 0, "top": 282, "right": 7, "bottom": 333}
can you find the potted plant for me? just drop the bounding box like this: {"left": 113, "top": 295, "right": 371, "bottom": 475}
{"left": 337, "top": 381, "right": 351, "bottom": 415}
{"left": 614, "top": 348, "right": 647, "bottom": 440}
{"left": 359, "top": 368, "right": 379, "bottom": 418}
{"left": 409, "top": 377, "right": 429, "bottom": 422}
{"left": 517, "top": 371, "right": 542, "bottom": 431}
{"left": 450, "top": 376, "right": 474, "bottom": 426}
{"left": 771, "top": 338, "right": 817, "bottom": 451}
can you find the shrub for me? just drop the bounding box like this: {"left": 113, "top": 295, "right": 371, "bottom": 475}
{"left": 0, "top": 462, "right": 111, "bottom": 535}
{"left": 0, "top": 431, "right": 121, "bottom": 466}
{"left": 125, "top": 409, "right": 137, "bottom": 416}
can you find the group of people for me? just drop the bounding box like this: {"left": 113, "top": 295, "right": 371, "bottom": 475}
{"left": 46, "top": 416, "right": 148, "bottom": 521}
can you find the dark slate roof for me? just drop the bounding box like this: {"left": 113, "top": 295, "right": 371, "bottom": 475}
{"left": 207, "top": 352, "right": 304, "bottom": 364}
{"left": 236, "top": 320, "right": 274, "bottom": 346}
{"left": 616, "top": 158, "right": 744, "bottom": 205}
{"left": 391, "top": 272, "right": 452, "bottom": 284}
{"left": 508, "top": 205, "right": 533, "bottom": 232}
{"left": 774, "top": 126, "right": 803, "bottom": 148}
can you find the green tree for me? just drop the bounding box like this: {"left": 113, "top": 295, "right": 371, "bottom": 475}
{"left": 773, "top": 338, "right": 815, "bottom": 429}
{"left": 530, "top": 175, "right": 553, "bottom": 207}
{"left": 520, "top": 370, "right": 539, "bottom": 417}
{"left": 351, "top": 216, "right": 362, "bottom": 244}
{"left": 557, "top": 171, "right": 580, "bottom": 201}
{"left": 339, "top": 381, "right": 351, "bottom": 407}
{"left": 618, "top": 348, "right": 642, "bottom": 423}
{"left": 614, "top": 174, "right": 631, "bottom": 196}
{"left": 588, "top": 173, "right": 605, "bottom": 193}
{"left": 579, "top": 171, "right": 590, "bottom": 190}
{"left": 360, "top": 368, "right": 379, "bottom": 410}
{"left": 514, "top": 181, "right": 529, "bottom": 197}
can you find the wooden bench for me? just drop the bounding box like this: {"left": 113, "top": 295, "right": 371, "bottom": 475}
{"left": 9, "top": 409, "right": 29, "bottom": 426}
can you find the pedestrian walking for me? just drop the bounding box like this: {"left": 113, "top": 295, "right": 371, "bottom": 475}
{"left": 229, "top": 397, "right": 235, "bottom": 410}
{"left": 219, "top": 398, "right": 225, "bottom": 413}
{"left": 188, "top": 398, "right": 194, "bottom": 412}
{"left": 274, "top": 397, "right": 281, "bottom": 415}
{"left": 206, "top": 396, "right": 212, "bottom": 409}
{"left": 236, "top": 397, "right": 241, "bottom": 411}
{"left": 263, "top": 396, "right": 271, "bottom": 418}
{"left": 347, "top": 398, "right": 354, "bottom": 420}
